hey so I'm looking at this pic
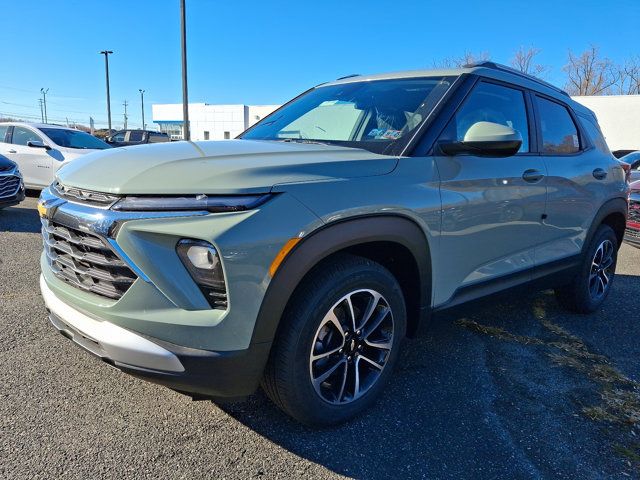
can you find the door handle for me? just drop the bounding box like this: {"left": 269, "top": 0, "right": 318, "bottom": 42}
{"left": 7, "top": 149, "right": 16, "bottom": 153}
{"left": 522, "top": 169, "right": 544, "bottom": 183}
{"left": 593, "top": 168, "right": 608, "bottom": 180}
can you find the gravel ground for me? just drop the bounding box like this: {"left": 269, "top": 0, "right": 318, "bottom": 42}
{"left": 1, "top": 194, "right": 639, "bottom": 479}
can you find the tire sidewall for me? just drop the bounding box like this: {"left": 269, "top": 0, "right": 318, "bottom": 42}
{"left": 285, "top": 261, "right": 406, "bottom": 425}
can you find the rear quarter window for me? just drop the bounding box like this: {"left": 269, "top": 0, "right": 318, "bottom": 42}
{"left": 0, "top": 125, "right": 9, "bottom": 143}
{"left": 579, "top": 115, "right": 610, "bottom": 154}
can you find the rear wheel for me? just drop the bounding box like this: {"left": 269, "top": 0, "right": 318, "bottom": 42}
{"left": 555, "top": 224, "right": 618, "bottom": 313}
{"left": 262, "top": 254, "right": 406, "bottom": 426}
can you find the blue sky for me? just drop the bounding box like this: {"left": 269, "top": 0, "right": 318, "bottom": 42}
{"left": 1, "top": 0, "right": 638, "bottom": 129}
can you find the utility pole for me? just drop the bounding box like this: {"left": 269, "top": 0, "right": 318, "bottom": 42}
{"left": 123, "top": 100, "right": 128, "bottom": 129}
{"left": 40, "top": 88, "right": 49, "bottom": 123}
{"left": 38, "top": 99, "right": 44, "bottom": 123}
{"left": 139, "top": 89, "right": 145, "bottom": 130}
{"left": 180, "top": 0, "right": 190, "bottom": 140}
{"left": 99, "top": 50, "right": 114, "bottom": 132}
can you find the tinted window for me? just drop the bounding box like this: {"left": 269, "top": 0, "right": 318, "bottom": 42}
{"left": 0, "top": 125, "right": 9, "bottom": 143}
{"left": 241, "top": 76, "right": 455, "bottom": 155}
{"left": 40, "top": 128, "right": 111, "bottom": 150}
{"left": 12, "top": 127, "right": 43, "bottom": 146}
{"left": 112, "top": 131, "right": 126, "bottom": 142}
{"left": 580, "top": 116, "right": 609, "bottom": 154}
{"left": 129, "top": 131, "right": 143, "bottom": 142}
{"left": 441, "top": 82, "right": 529, "bottom": 152}
{"left": 536, "top": 97, "right": 580, "bottom": 154}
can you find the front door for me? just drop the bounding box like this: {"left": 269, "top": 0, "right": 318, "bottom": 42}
{"left": 6, "top": 126, "right": 54, "bottom": 188}
{"left": 432, "top": 80, "right": 547, "bottom": 306}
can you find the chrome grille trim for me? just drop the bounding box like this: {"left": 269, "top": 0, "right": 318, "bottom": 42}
{"left": 42, "top": 218, "right": 137, "bottom": 300}
{"left": 52, "top": 180, "right": 121, "bottom": 208}
{"left": 0, "top": 175, "right": 21, "bottom": 199}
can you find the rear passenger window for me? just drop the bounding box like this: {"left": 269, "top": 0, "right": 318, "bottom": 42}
{"left": 441, "top": 82, "right": 530, "bottom": 153}
{"left": 536, "top": 97, "right": 580, "bottom": 154}
{"left": 129, "top": 131, "right": 143, "bottom": 142}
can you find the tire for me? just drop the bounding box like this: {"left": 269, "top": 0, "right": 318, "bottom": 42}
{"left": 555, "top": 224, "right": 618, "bottom": 313}
{"left": 262, "top": 253, "right": 407, "bottom": 426}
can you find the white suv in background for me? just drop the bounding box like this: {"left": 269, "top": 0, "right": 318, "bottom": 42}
{"left": 0, "top": 123, "right": 111, "bottom": 189}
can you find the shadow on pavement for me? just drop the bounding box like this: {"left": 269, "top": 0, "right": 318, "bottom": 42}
{"left": 223, "top": 276, "right": 640, "bottom": 479}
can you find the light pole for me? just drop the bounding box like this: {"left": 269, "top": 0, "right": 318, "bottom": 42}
{"left": 40, "top": 88, "right": 49, "bottom": 123}
{"left": 180, "top": 0, "right": 190, "bottom": 140}
{"left": 99, "top": 50, "right": 114, "bottom": 131}
{"left": 139, "top": 89, "right": 145, "bottom": 130}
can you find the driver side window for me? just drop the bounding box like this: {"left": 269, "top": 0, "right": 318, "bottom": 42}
{"left": 12, "top": 127, "right": 43, "bottom": 146}
{"left": 441, "top": 82, "right": 530, "bottom": 153}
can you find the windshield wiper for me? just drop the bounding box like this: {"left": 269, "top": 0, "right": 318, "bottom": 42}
{"left": 279, "top": 138, "right": 333, "bottom": 146}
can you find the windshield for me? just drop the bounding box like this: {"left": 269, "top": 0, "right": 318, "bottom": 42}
{"left": 241, "top": 76, "right": 455, "bottom": 155}
{"left": 40, "top": 128, "right": 111, "bottom": 150}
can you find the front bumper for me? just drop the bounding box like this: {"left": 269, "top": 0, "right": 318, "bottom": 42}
{"left": 41, "top": 275, "right": 271, "bottom": 398}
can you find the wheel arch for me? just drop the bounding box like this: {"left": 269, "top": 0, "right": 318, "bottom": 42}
{"left": 251, "top": 215, "right": 433, "bottom": 345}
{"left": 585, "top": 197, "right": 628, "bottom": 252}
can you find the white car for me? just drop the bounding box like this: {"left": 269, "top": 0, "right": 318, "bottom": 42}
{"left": 0, "top": 122, "right": 111, "bottom": 189}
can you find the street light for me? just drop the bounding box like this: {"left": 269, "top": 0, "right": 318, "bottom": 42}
{"left": 99, "top": 50, "right": 114, "bottom": 131}
{"left": 180, "top": 0, "right": 190, "bottom": 140}
{"left": 40, "top": 88, "right": 49, "bottom": 123}
{"left": 139, "top": 89, "right": 145, "bottom": 130}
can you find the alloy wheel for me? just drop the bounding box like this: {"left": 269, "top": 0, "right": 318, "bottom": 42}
{"left": 309, "top": 289, "right": 394, "bottom": 405}
{"left": 589, "top": 239, "right": 614, "bottom": 300}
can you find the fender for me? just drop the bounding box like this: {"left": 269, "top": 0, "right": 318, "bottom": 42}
{"left": 250, "top": 215, "right": 432, "bottom": 345}
{"left": 583, "top": 197, "right": 628, "bottom": 253}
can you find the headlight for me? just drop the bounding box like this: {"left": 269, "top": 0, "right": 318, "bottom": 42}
{"left": 176, "top": 239, "right": 227, "bottom": 309}
{"left": 112, "top": 194, "right": 271, "bottom": 212}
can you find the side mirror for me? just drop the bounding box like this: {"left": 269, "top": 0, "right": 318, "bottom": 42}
{"left": 439, "top": 121, "right": 522, "bottom": 157}
{"left": 27, "top": 140, "right": 51, "bottom": 150}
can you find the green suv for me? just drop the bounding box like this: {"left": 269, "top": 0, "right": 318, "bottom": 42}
{"left": 39, "top": 62, "right": 628, "bottom": 425}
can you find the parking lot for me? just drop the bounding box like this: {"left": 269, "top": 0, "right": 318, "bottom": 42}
{"left": 1, "top": 193, "right": 639, "bottom": 479}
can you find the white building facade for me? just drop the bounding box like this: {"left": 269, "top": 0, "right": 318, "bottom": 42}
{"left": 152, "top": 103, "right": 279, "bottom": 141}
{"left": 572, "top": 95, "right": 640, "bottom": 153}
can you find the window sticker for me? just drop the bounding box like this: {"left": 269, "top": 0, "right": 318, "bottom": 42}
{"left": 381, "top": 129, "right": 402, "bottom": 140}
{"left": 367, "top": 128, "right": 402, "bottom": 140}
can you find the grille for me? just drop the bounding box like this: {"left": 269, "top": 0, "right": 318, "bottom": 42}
{"left": 629, "top": 198, "right": 640, "bottom": 223}
{"left": 52, "top": 181, "right": 120, "bottom": 207}
{"left": 0, "top": 175, "right": 20, "bottom": 198}
{"left": 42, "top": 218, "right": 137, "bottom": 300}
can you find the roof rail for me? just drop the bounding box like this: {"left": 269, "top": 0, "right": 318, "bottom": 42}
{"left": 335, "top": 73, "right": 361, "bottom": 80}
{"left": 463, "top": 61, "right": 569, "bottom": 97}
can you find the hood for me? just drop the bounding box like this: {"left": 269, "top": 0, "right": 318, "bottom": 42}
{"left": 56, "top": 140, "right": 398, "bottom": 195}
{"left": 0, "top": 155, "right": 17, "bottom": 172}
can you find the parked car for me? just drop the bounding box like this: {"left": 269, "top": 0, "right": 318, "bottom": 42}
{"left": 618, "top": 151, "right": 640, "bottom": 183}
{"left": 38, "top": 62, "right": 628, "bottom": 426}
{"left": 625, "top": 180, "right": 640, "bottom": 248}
{"left": 0, "top": 156, "right": 25, "bottom": 209}
{"left": 105, "top": 129, "right": 170, "bottom": 147}
{"left": 0, "top": 123, "right": 110, "bottom": 189}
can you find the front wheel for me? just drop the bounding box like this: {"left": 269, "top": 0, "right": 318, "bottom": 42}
{"left": 555, "top": 224, "right": 618, "bottom": 313}
{"left": 262, "top": 254, "right": 406, "bottom": 426}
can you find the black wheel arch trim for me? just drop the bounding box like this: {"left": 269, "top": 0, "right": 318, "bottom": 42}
{"left": 251, "top": 215, "right": 432, "bottom": 345}
{"left": 584, "top": 197, "right": 628, "bottom": 253}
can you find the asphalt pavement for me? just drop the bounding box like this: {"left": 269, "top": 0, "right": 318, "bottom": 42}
{"left": 1, "top": 194, "right": 639, "bottom": 479}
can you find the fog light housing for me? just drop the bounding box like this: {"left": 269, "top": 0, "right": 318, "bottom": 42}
{"left": 176, "top": 239, "right": 227, "bottom": 309}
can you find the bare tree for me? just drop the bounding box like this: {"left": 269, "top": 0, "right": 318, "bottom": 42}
{"left": 563, "top": 46, "right": 618, "bottom": 95}
{"left": 433, "top": 51, "right": 490, "bottom": 69}
{"left": 613, "top": 56, "right": 640, "bottom": 94}
{"left": 510, "top": 46, "right": 548, "bottom": 77}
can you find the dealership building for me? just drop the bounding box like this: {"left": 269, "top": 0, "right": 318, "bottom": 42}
{"left": 152, "top": 95, "right": 640, "bottom": 155}
{"left": 151, "top": 103, "right": 279, "bottom": 141}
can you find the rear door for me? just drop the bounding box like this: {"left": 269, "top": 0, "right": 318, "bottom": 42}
{"left": 6, "top": 126, "right": 54, "bottom": 188}
{"left": 533, "top": 95, "right": 611, "bottom": 265}
{"left": 433, "top": 80, "right": 547, "bottom": 304}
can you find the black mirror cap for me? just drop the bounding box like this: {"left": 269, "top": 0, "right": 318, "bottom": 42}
{"left": 438, "top": 139, "right": 522, "bottom": 158}
{"left": 27, "top": 140, "right": 51, "bottom": 150}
